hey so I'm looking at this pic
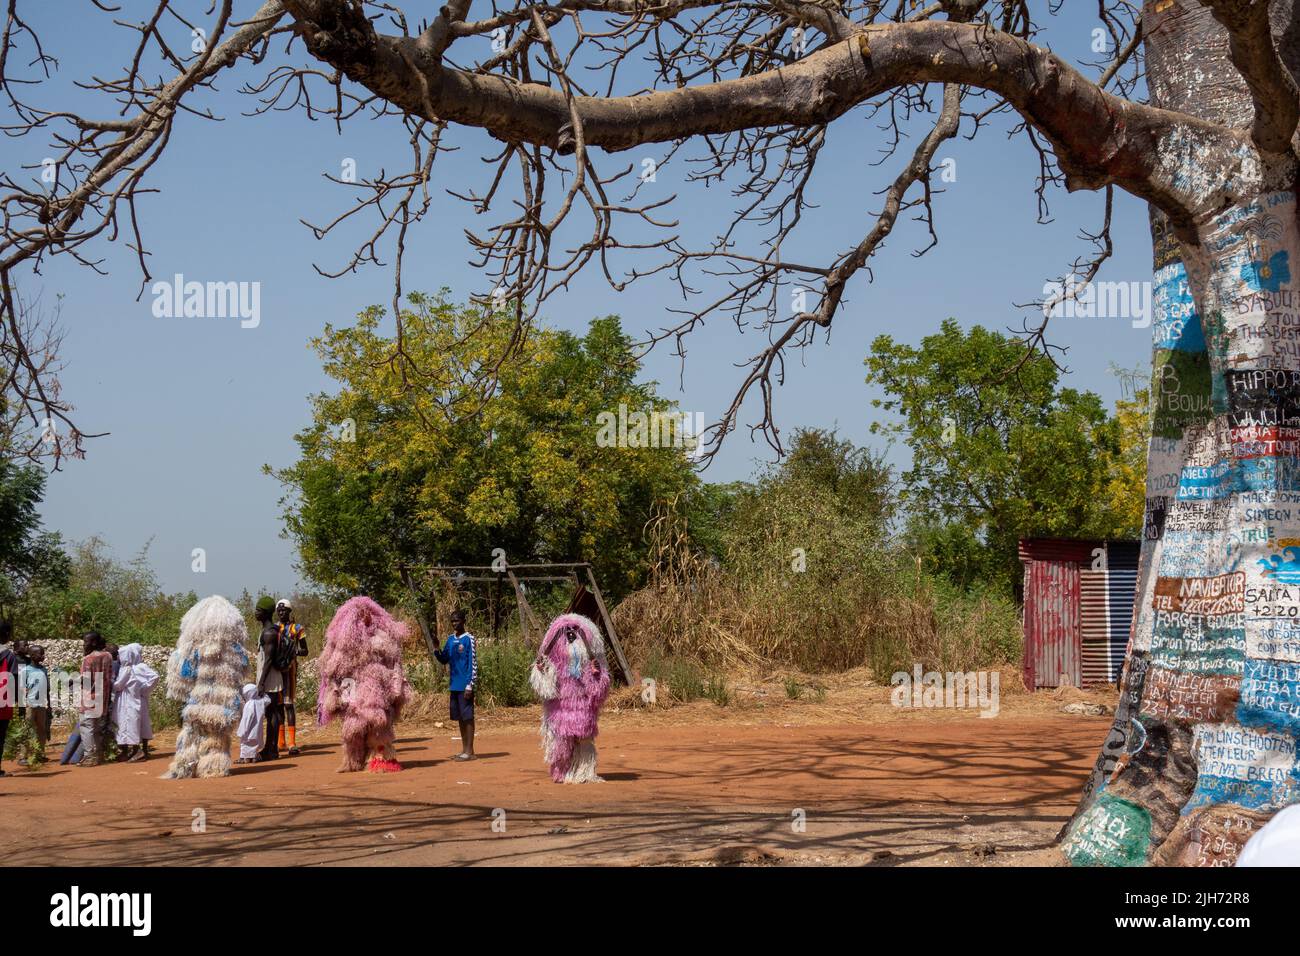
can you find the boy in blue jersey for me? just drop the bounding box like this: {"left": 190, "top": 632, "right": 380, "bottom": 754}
{"left": 434, "top": 609, "right": 477, "bottom": 760}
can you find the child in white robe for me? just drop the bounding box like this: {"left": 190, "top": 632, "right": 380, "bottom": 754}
{"left": 112, "top": 643, "right": 159, "bottom": 762}
{"left": 237, "top": 683, "right": 271, "bottom": 763}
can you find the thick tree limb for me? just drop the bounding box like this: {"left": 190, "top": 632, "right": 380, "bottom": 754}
{"left": 0, "top": 0, "right": 1275, "bottom": 466}
{"left": 280, "top": 2, "right": 1257, "bottom": 231}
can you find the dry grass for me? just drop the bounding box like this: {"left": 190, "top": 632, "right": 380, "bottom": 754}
{"left": 612, "top": 505, "right": 1022, "bottom": 681}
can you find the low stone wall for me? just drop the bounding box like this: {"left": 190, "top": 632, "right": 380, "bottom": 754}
{"left": 19, "top": 640, "right": 321, "bottom": 723}
{"left": 34, "top": 639, "right": 172, "bottom": 675}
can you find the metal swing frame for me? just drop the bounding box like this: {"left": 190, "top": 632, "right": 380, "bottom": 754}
{"left": 400, "top": 561, "right": 632, "bottom": 686}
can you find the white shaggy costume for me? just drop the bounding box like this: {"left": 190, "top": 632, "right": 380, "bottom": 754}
{"left": 163, "top": 595, "right": 249, "bottom": 779}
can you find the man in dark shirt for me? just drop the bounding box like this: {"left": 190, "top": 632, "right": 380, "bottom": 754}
{"left": 254, "top": 596, "right": 283, "bottom": 761}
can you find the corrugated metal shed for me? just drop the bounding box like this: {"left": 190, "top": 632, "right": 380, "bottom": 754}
{"left": 1020, "top": 538, "right": 1138, "bottom": 688}
{"left": 1023, "top": 556, "right": 1081, "bottom": 689}
{"left": 1017, "top": 539, "right": 1094, "bottom": 565}
{"left": 1095, "top": 542, "right": 1138, "bottom": 684}
{"left": 1080, "top": 566, "right": 1110, "bottom": 684}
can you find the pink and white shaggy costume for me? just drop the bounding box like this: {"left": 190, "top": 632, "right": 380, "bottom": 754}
{"left": 316, "top": 596, "right": 412, "bottom": 772}
{"left": 529, "top": 613, "right": 611, "bottom": 783}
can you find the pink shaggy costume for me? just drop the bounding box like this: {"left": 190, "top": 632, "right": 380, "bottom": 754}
{"left": 529, "top": 613, "right": 611, "bottom": 783}
{"left": 316, "top": 596, "right": 412, "bottom": 773}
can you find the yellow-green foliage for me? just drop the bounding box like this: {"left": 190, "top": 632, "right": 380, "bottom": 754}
{"left": 273, "top": 291, "right": 696, "bottom": 604}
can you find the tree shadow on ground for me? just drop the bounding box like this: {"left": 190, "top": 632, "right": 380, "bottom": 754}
{"left": 15, "top": 725, "right": 1093, "bottom": 866}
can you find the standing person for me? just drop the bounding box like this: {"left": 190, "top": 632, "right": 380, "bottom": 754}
{"left": 21, "top": 644, "right": 50, "bottom": 765}
{"left": 12, "top": 639, "right": 28, "bottom": 716}
{"left": 274, "top": 599, "right": 307, "bottom": 756}
{"left": 434, "top": 609, "right": 477, "bottom": 761}
{"left": 0, "top": 621, "right": 17, "bottom": 777}
{"left": 254, "top": 596, "right": 283, "bottom": 761}
{"left": 112, "top": 644, "right": 159, "bottom": 762}
{"left": 59, "top": 729, "right": 84, "bottom": 766}
{"left": 78, "top": 631, "right": 113, "bottom": 768}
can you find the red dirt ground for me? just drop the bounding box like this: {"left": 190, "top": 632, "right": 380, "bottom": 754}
{"left": 0, "top": 713, "right": 1108, "bottom": 866}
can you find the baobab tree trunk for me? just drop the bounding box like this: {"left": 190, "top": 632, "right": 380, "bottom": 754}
{"left": 1065, "top": 0, "right": 1300, "bottom": 865}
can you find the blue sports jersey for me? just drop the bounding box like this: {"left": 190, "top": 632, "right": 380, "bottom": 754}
{"left": 435, "top": 632, "right": 478, "bottom": 691}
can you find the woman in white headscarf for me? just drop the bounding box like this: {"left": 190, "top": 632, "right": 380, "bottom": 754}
{"left": 112, "top": 643, "right": 159, "bottom": 761}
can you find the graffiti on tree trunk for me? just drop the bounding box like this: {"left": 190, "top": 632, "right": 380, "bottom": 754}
{"left": 1066, "top": 190, "right": 1300, "bottom": 865}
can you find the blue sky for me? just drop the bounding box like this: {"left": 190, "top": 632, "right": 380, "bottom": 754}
{"left": 18, "top": 2, "right": 1153, "bottom": 597}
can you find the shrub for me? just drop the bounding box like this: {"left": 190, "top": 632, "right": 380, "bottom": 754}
{"left": 2, "top": 716, "right": 42, "bottom": 764}
{"left": 294, "top": 673, "right": 319, "bottom": 719}
{"left": 149, "top": 684, "right": 184, "bottom": 731}
{"left": 615, "top": 494, "right": 1022, "bottom": 679}
{"left": 704, "top": 675, "right": 732, "bottom": 707}
{"left": 641, "top": 650, "right": 709, "bottom": 703}
{"left": 404, "top": 655, "right": 448, "bottom": 696}
{"left": 475, "top": 637, "right": 534, "bottom": 707}
{"left": 17, "top": 537, "right": 196, "bottom": 647}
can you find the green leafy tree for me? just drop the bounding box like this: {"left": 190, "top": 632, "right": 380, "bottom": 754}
{"left": 777, "top": 427, "right": 895, "bottom": 530}
{"left": 866, "top": 320, "right": 1124, "bottom": 593}
{"left": 1099, "top": 388, "right": 1151, "bottom": 542}
{"left": 273, "top": 292, "right": 698, "bottom": 603}
{"left": 0, "top": 458, "right": 69, "bottom": 615}
{"left": 18, "top": 537, "right": 196, "bottom": 645}
{"left": 679, "top": 481, "right": 749, "bottom": 566}
{"left": 724, "top": 428, "right": 894, "bottom": 591}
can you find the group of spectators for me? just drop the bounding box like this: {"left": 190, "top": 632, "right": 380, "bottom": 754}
{"left": 0, "top": 621, "right": 47, "bottom": 776}
{"left": 0, "top": 623, "right": 157, "bottom": 774}
{"left": 0, "top": 597, "right": 484, "bottom": 773}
